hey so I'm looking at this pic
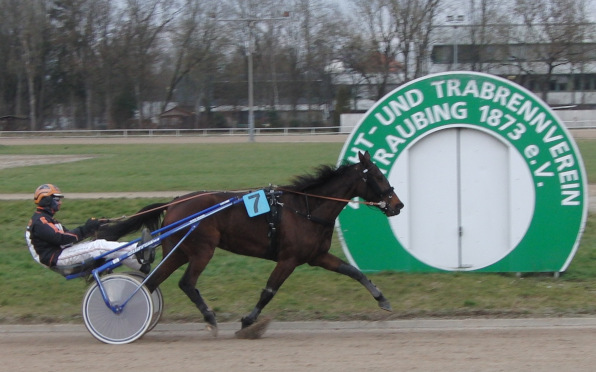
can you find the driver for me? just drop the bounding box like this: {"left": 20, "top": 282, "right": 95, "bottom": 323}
{"left": 25, "top": 184, "right": 150, "bottom": 274}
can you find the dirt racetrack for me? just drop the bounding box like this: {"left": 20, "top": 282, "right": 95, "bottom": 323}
{"left": 2, "top": 318, "right": 596, "bottom": 371}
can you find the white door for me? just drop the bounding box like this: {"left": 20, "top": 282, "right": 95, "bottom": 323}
{"left": 389, "top": 127, "right": 534, "bottom": 270}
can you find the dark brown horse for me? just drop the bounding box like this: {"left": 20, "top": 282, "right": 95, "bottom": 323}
{"left": 98, "top": 151, "right": 404, "bottom": 335}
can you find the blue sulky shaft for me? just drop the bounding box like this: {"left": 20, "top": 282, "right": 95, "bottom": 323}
{"left": 88, "top": 196, "right": 244, "bottom": 313}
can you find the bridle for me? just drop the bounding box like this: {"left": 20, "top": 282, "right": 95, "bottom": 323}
{"left": 360, "top": 167, "right": 395, "bottom": 213}
{"left": 277, "top": 165, "right": 395, "bottom": 212}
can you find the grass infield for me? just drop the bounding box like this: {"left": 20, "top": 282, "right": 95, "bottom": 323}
{"left": 0, "top": 140, "right": 594, "bottom": 324}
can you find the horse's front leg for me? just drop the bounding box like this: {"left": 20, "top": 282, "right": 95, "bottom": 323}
{"left": 310, "top": 253, "right": 392, "bottom": 311}
{"left": 241, "top": 259, "right": 296, "bottom": 329}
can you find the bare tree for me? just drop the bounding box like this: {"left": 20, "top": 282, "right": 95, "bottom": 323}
{"left": 119, "top": 0, "right": 176, "bottom": 128}
{"left": 93, "top": 0, "right": 123, "bottom": 129}
{"left": 50, "top": 0, "right": 108, "bottom": 129}
{"left": 510, "top": 0, "right": 591, "bottom": 100}
{"left": 0, "top": 0, "right": 594, "bottom": 131}
{"left": 392, "top": 0, "right": 441, "bottom": 80}
{"left": 464, "top": 0, "right": 511, "bottom": 73}
{"left": 216, "top": 0, "right": 342, "bottom": 126}
{"left": 161, "top": 0, "right": 225, "bottom": 120}
{"left": 345, "top": 0, "right": 400, "bottom": 100}
{"left": 290, "top": 0, "right": 346, "bottom": 124}
{"left": 11, "top": 0, "right": 50, "bottom": 130}
{"left": 341, "top": 0, "right": 441, "bottom": 100}
{"left": 0, "top": 0, "right": 24, "bottom": 118}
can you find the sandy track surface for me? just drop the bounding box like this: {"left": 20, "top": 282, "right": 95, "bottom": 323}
{"left": 2, "top": 318, "right": 596, "bottom": 371}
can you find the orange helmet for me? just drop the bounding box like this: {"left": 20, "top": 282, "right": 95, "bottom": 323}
{"left": 34, "top": 184, "right": 64, "bottom": 205}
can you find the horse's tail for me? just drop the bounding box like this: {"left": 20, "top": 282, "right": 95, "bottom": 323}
{"left": 97, "top": 202, "right": 169, "bottom": 241}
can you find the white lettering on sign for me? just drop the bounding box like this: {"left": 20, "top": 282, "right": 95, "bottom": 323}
{"left": 433, "top": 78, "right": 582, "bottom": 207}
{"left": 374, "top": 89, "right": 424, "bottom": 125}
{"left": 350, "top": 76, "right": 584, "bottom": 207}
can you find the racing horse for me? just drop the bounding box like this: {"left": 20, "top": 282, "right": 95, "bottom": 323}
{"left": 97, "top": 151, "right": 404, "bottom": 335}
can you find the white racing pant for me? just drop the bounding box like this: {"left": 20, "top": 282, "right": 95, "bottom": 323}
{"left": 56, "top": 239, "right": 142, "bottom": 271}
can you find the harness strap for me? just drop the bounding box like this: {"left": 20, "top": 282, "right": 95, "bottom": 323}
{"left": 271, "top": 191, "right": 335, "bottom": 227}
{"left": 287, "top": 207, "right": 335, "bottom": 227}
{"left": 264, "top": 188, "right": 282, "bottom": 260}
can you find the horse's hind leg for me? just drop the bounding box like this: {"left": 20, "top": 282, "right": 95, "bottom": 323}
{"left": 144, "top": 248, "right": 188, "bottom": 294}
{"left": 310, "top": 253, "right": 392, "bottom": 311}
{"left": 177, "top": 247, "right": 218, "bottom": 335}
{"left": 338, "top": 262, "right": 392, "bottom": 311}
{"left": 179, "top": 267, "right": 218, "bottom": 335}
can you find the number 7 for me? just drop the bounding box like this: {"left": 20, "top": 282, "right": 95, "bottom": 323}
{"left": 247, "top": 193, "right": 260, "bottom": 214}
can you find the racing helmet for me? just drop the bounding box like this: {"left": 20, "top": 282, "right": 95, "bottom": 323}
{"left": 34, "top": 184, "right": 64, "bottom": 205}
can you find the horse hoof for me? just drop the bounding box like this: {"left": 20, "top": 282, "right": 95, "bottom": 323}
{"left": 235, "top": 317, "right": 272, "bottom": 339}
{"left": 205, "top": 323, "right": 218, "bottom": 337}
{"left": 240, "top": 315, "right": 254, "bottom": 329}
{"left": 378, "top": 299, "right": 392, "bottom": 312}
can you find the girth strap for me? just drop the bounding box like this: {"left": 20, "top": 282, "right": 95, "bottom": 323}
{"left": 264, "top": 188, "right": 283, "bottom": 260}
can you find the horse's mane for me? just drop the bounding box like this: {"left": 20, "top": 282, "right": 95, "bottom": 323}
{"left": 286, "top": 162, "right": 353, "bottom": 192}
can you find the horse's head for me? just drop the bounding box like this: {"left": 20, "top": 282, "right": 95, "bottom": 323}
{"left": 356, "top": 151, "right": 404, "bottom": 216}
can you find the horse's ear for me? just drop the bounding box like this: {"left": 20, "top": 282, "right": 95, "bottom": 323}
{"left": 358, "top": 151, "right": 371, "bottom": 163}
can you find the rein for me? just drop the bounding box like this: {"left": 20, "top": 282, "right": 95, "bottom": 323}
{"left": 275, "top": 187, "right": 383, "bottom": 206}
{"left": 103, "top": 191, "right": 221, "bottom": 222}
{"left": 102, "top": 169, "right": 391, "bottom": 225}
{"left": 106, "top": 186, "right": 384, "bottom": 223}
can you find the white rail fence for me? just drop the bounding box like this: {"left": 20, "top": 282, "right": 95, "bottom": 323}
{"left": 564, "top": 120, "right": 596, "bottom": 129}
{"left": 0, "top": 126, "right": 347, "bottom": 138}
{"left": 0, "top": 120, "right": 594, "bottom": 139}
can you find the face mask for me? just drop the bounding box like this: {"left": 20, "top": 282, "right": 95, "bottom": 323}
{"left": 39, "top": 196, "right": 61, "bottom": 214}
{"left": 50, "top": 197, "right": 61, "bottom": 212}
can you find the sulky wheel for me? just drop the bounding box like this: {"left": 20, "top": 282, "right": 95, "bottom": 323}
{"left": 125, "top": 272, "right": 164, "bottom": 332}
{"left": 82, "top": 273, "right": 153, "bottom": 345}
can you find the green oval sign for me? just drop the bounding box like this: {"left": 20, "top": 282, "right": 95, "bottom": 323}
{"left": 337, "top": 72, "right": 588, "bottom": 273}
